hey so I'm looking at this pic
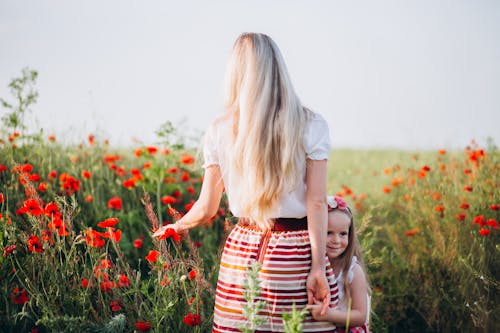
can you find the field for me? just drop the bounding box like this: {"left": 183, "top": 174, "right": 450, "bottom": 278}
{"left": 0, "top": 71, "right": 498, "bottom": 332}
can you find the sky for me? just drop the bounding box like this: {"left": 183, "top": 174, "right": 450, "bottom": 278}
{"left": 1, "top": 0, "right": 499, "bottom": 150}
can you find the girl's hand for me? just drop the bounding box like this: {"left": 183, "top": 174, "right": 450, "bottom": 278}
{"left": 306, "top": 300, "right": 332, "bottom": 321}
{"left": 306, "top": 268, "right": 331, "bottom": 316}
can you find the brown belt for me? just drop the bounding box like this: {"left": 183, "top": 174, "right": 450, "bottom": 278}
{"left": 237, "top": 217, "right": 308, "bottom": 264}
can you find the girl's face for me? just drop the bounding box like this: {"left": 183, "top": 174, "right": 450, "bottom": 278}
{"left": 326, "top": 211, "right": 350, "bottom": 261}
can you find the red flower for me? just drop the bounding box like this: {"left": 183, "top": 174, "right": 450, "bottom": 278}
{"left": 59, "top": 173, "right": 80, "bottom": 195}
{"left": 421, "top": 165, "right": 431, "bottom": 172}
{"left": 487, "top": 219, "right": 498, "bottom": 229}
{"left": 0, "top": 164, "right": 7, "bottom": 172}
{"left": 460, "top": 203, "right": 470, "bottom": 210}
{"left": 188, "top": 270, "right": 197, "bottom": 280}
{"left": 463, "top": 185, "right": 473, "bottom": 192}
{"left": 48, "top": 170, "right": 57, "bottom": 180}
{"left": 181, "top": 172, "right": 190, "bottom": 182}
{"left": 479, "top": 228, "right": 490, "bottom": 236}
{"left": 84, "top": 228, "right": 105, "bottom": 248}
{"left": 101, "top": 228, "right": 122, "bottom": 242}
{"left": 194, "top": 241, "right": 202, "bottom": 248}
{"left": 3, "top": 244, "right": 17, "bottom": 257}
{"left": 185, "top": 201, "right": 195, "bottom": 212}
{"left": 490, "top": 204, "right": 499, "bottom": 211}
{"left": 382, "top": 186, "right": 391, "bottom": 194}
{"left": 100, "top": 258, "right": 112, "bottom": 269}
{"left": 167, "top": 167, "right": 178, "bottom": 174}
{"left": 473, "top": 215, "right": 486, "bottom": 227}
{"left": 44, "top": 202, "right": 60, "bottom": 216}
{"left": 456, "top": 213, "right": 466, "bottom": 221}
{"left": 85, "top": 195, "right": 94, "bottom": 203}
{"left": 88, "top": 134, "right": 95, "bottom": 146}
{"left": 100, "top": 280, "right": 115, "bottom": 292}
{"left": 180, "top": 154, "right": 195, "bottom": 165}
{"left": 160, "top": 195, "right": 177, "bottom": 205}
{"left": 434, "top": 205, "right": 445, "bottom": 213}
{"left": 11, "top": 288, "right": 29, "bottom": 305}
{"left": 38, "top": 182, "right": 47, "bottom": 192}
{"left": 404, "top": 228, "right": 419, "bottom": 237}
{"left": 133, "top": 238, "right": 143, "bottom": 248}
{"left": 146, "top": 146, "right": 158, "bottom": 154}
{"left": 81, "top": 278, "right": 89, "bottom": 288}
{"left": 27, "top": 235, "right": 43, "bottom": 253}
{"left": 98, "top": 217, "right": 119, "bottom": 228}
{"left": 81, "top": 170, "right": 92, "bottom": 179}
{"left": 145, "top": 250, "right": 160, "bottom": 263}
{"left": 134, "top": 148, "right": 143, "bottom": 157}
{"left": 158, "top": 228, "right": 181, "bottom": 242}
{"left": 110, "top": 301, "right": 122, "bottom": 312}
{"left": 186, "top": 185, "right": 196, "bottom": 195}
{"left": 48, "top": 134, "right": 56, "bottom": 142}
{"left": 122, "top": 178, "right": 136, "bottom": 188}
{"left": 135, "top": 321, "right": 151, "bottom": 332}
{"left": 117, "top": 274, "right": 130, "bottom": 288}
{"left": 0, "top": 193, "right": 4, "bottom": 203}
{"left": 183, "top": 313, "right": 201, "bottom": 327}
{"left": 143, "top": 162, "right": 151, "bottom": 169}
{"left": 107, "top": 196, "right": 123, "bottom": 210}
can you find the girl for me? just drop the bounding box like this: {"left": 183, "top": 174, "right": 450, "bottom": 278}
{"left": 154, "top": 33, "right": 337, "bottom": 332}
{"left": 308, "top": 196, "right": 371, "bottom": 333}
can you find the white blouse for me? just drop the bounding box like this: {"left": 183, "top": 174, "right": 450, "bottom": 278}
{"left": 202, "top": 111, "right": 332, "bottom": 218}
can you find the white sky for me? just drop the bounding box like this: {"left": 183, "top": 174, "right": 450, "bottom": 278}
{"left": 1, "top": 0, "right": 499, "bottom": 150}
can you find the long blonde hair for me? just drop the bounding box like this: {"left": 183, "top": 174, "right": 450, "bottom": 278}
{"left": 222, "top": 32, "right": 309, "bottom": 230}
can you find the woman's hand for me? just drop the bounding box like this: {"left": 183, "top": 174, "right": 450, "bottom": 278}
{"left": 306, "top": 268, "right": 331, "bottom": 316}
{"left": 152, "top": 223, "right": 182, "bottom": 238}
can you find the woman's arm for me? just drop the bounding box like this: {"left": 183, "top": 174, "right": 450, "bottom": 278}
{"left": 305, "top": 159, "right": 330, "bottom": 315}
{"left": 153, "top": 165, "right": 224, "bottom": 236}
{"left": 308, "top": 264, "right": 369, "bottom": 326}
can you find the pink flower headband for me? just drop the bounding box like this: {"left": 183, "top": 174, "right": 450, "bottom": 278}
{"left": 327, "top": 195, "right": 347, "bottom": 211}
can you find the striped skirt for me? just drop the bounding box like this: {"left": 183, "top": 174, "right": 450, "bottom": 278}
{"left": 213, "top": 218, "right": 339, "bottom": 332}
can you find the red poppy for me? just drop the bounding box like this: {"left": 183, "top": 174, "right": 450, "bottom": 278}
{"left": 3, "top": 244, "right": 16, "bottom": 257}
{"left": 135, "top": 321, "right": 151, "bottom": 332}
{"left": 181, "top": 172, "right": 190, "bottom": 182}
{"left": 0, "top": 193, "right": 4, "bottom": 203}
{"left": 404, "top": 228, "right": 419, "bottom": 237}
{"left": 0, "top": 164, "right": 7, "bottom": 172}
{"left": 100, "top": 280, "right": 115, "bottom": 292}
{"left": 27, "top": 235, "right": 43, "bottom": 253}
{"left": 382, "top": 186, "right": 391, "bottom": 194}
{"left": 460, "top": 203, "right": 470, "bottom": 210}
{"left": 180, "top": 154, "right": 195, "bottom": 165}
{"left": 117, "top": 274, "right": 130, "bottom": 288}
{"left": 98, "top": 217, "right": 119, "bottom": 228}
{"left": 81, "top": 278, "right": 89, "bottom": 288}
{"left": 490, "top": 204, "right": 499, "bottom": 211}
{"left": 102, "top": 228, "right": 122, "bottom": 243}
{"left": 59, "top": 173, "right": 80, "bottom": 195}
{"left": 463, "top": 185, "right": 473, "bottom": 192}
{"left": 11, "top": 288, "right": 29, "bottom": 305}
{"left": 438, "top": 149, "right": 446, "bottom": 155}
{"left": 134, "top": 148, "right": 143, "bottom": 158}
{"left": 183, "top": 313, "right": 201, "bottom": 326}
{"left": 158, "top": 228, "right": 181, "bottom": 242}
{"left": 38, "top": 182, "right": 47, "bottom": 192}
{"left": 188, "top": 270, "right": 197, "bottom": 280}
{"left": 161, "top": 195, "right": 177, "bottom": 205}
{"left": 85, "top": 195, "right": 94, "bottom": 203}
{"left": 110, "top": 301, "right": 122, "bottom": 312}
{"left": 146, "top": 146, "right": 158, "bottom": 154}
{"left": 143, "top": 162, "right": 151, "bottom": 169}
{"left": 473, "top": 215, "right": 486, "bottom": 227}
{"left": 194, "top": 241, "right": 202, "bottom": 248}
{"left": 479, "top": 228, "right": 490, "bottom": 236}
{"left": 88, "top": 134, "right": 95, "bottom": 146}
{"left": 145, "top": 250, "right": 160, "bottom": 263}
{"left": 84, "top": 228, "right": 105, "bottom": 248}
{"left": 421, "top": 165, "right": 431, "bottom": 172}
{"left": 186, "top": 185, "right": 196, "bottom": 195}
{"left": 487, "top": 219, "right": 498, "bottom": 229}
{"left": 48, "top": 134, "right": 56, "bottom": 142}
{"left": 167, "top": 167, "right": 178, "bottom": 174}
{"left": 463, "top": 169, "right": 472, "bottom": 174}
{"left": 434, "top": 205, "right": 445, "bottom": 213}
{"left": 133, "top": 238, "right": 143, "bottom": 248}
{"left": 456, "top": 213, "right": 466, "bottom": 221}
{"left": 103, "top": 154, "right": 121, "bottom": 163}
{"left": 107, "top": 197, "right": 123, "bottom": 210}
{"left": 48, "top": 170, "right": 57, "bottom": 180}
{"left": 81, "top": 170, "right": 92, "bottom": 179}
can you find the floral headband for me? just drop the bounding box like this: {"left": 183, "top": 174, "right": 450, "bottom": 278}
{"left": 327, "top": 195, "right": 348, "bottom": 212}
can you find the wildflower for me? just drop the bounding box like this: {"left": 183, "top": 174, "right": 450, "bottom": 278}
{"left": 456, "top": 213, "right": 466, "bottom": 221}
{"left": 162, "top": 148, "right": 170, "bottom": 155}
{"left": 479, "top": 228, "right": 490, "bottom": 236}
{"left": 463, "top": 185, "right": 473, "bottom": 192}
{"left": 160, "top": 195, "right": 177, "bottom": 205}
{"left": 183, "top": 313, "right": 201, "bottom": 326}
{"left": 27, "top": 235, "right": 43, "bottom": 253}
{"left": 158, "top": 228, "right": 181, "bottom": 242}
{"left": 59, "top": 173, "right": 80, "bottom": 195}
{"left": 421, "top": 165, "right": 431, "bottom": 172}
{"left": 180, "top": 154, "right": 195, "bottom": 165}
{"left": 382, "top": 186, "right": 391, "bottom": 194}
{"left": 81, "top": 170, "right": 92, "bottom": 179}
{"left": 0, "top": 164, "right": 7, "bottom": 172}
{"left": 38, "top": 182, "right": 47, "bottom": 192}
{"left": 194, "top": 241, "right": 202, "bottom": 248}
{"left": 145, "top": 250, "right": 160, "bottom": 263}
{"left": 186, "top": 185, "right": 196, "bottom": 195}
{"left": 85, "top": 195, "right": 94, "bottom": 203}
{"left": 160, "top": 276, "right": 170, "bottom": 286}
{"left": 110, "top": 301, "right": 122, "bottom": 312}
{"left": 431, "top": 193, "right": 441, "bottom": 201}
{"left": 48, "top": 170, "right": 57, "bottom": 180}
{"left": 167, "top": 167, "right": 178, "bottom": 173}
{"left": 81, "top": 278, "right": 89, "bottom": 288}
{"left": 490, "top": 204, "right": 499, "bottom": 211}
{"left": 473, "top": 215, "right": 486, "bottom": 227}
{"left": 117, "top": 274, "right": 130, "bottom": 288}
{"left": 463, "top": 169, "right": 472, "bottom": 174}
{"left": 133, "top": 238, "right": 143, "bottom": 248}
{"left": 434, "top": 205, "right": 445, "bottom": 213}
{"left": 48, "top": 134, "right": 56, "bottom": 142}
{"left": 122, "top": 178, "right": 136, "bottom": 188}
{"left": 135, "top": 321, "right": 151, "bottom": 332}
{"left": 100, "top": 258, "right": 112, "bottom": 269}
{"left": 460, "top": 203, "right": 470, "bottom": 209}
{"left": 143, "top": 162, "right": 151, "bottom": 169}
{"left": 84, "top": 228, "right": 105, "bottom": 248}
{"left": 11, "top": 288, "right": 29, "bottom": 305}
{"left": 0, "top": 193, "right": 4, "bottom": 203}
{"left": 98, "top": 217, "right": 119, "bottom": 228}
{"left": 88, "top": 134, "right": 95, "bottom": 146}
{"left": 146, "top": 146, "right": 158, "bottom": 154}
{"left": 438, "top": 149, "right": 446, "bottom": 155}
{"left": 181, "top": 172, "right": 190, "bottom": 182}
{"left": 439, "top": 163, "right": 446, "bottom": 171}
{"left": 487, "top": 219, "right": 498, "bottom": 229}
{"left": 100, "top": 280, "right": 115, "bottom": 292}
{"left": 107, "top": 196, "right": 123, "bottom": 210}
{"left": 179, "top": 275, "right": 187, "bottom": 282}
{"left": 404, "top": 228, "right": 419, "bottom": 237}
{"left": 383, "top": 168, "right": 392, "bottom": 175}
{"left": 188, "top": 270, "right": 197, "bottom": 280}
{"left": 102, "top": 228, "right": 122, "bottom": 243}
{"left": 134, "top": 148, "right": 143, "bottom": 157}
{"left": 3, "top": 244, "right": 17, "bottom": 257}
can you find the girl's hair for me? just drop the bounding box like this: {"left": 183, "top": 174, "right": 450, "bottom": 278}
{"left": 329, "top": 206, "right": 371, "bottom": 302}
{"left": 222, "top": 32, "right": 309, "bottom": 230}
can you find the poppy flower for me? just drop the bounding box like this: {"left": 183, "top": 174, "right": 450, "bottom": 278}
{"left": 0, "top": 164, "right": 7, "bottom": 172}
{"left": 107, "top": 197, "right": 123, "bottom": 210}
{"left": 85, "top": 195, "right": 94, "bottom": 203}
{"left": 460, "top": 203, "right": 470, "bottom": 210}
{"left": 143, "top": 162, "right": 151, "bottom": 169}
{"left": 181, "top": 172, "right": 190, "bottom": 182}
{"left": 38, "top": 182, "right": 47, "bottom": 192}
{"left": 81, "top": 170, "right": 92, "bottom": 179}
{"left": 438, "top": 149, "right": 446, "bottom": 155}
{"left": 162, "top": 148, "right": 171, "bottom": 155}
{"left": 133, "top": 238, "right": 143, "bottom": 248}
{"left": 186, "top": 185, "right": 196, "bottom": 195}
{"left": 180, "top": 154, "right": 195, "bottom": 165}
{"left": 183, "top": 313, "right": 201, "bottom": 326}
{"left": 188, "top": 270, "right": 197, "bottom": 280}
{"left": 48, "top": 170, "right": 57, "bottom": 180}
{"left": 194, "top": 241, "right": 202, "bottom": 248}
{"left": 160, "top": 195, "right": 177, "bottom": 205}
{"left": 487, "top": 219, "right": 498, "bottom": 229}
{"left": 158, "top": 228, "right": 181, "bottom": 242}
{"left": 434, "top": 205, "right": 445, "bottom": 213}
{"left": 11, "top": 288, "right": 29, "bottom": 305}
{"left": 146, "top": 146, "right": 158, "bottom": 154}
{"left": 27, "top": 235, "right": 43, "bottom": 253}
{"left": 421, "top": 165, "right": 431, "bottom": 172}
{"left": 473, "top": 215, "right": 486, "bottom": 227}
{"left": 382, "top": 186, "right": 391, "bottom": 194}
{"left": 463, "top": 185, "right": 473, "bottom": 192}
{"left": 479, "top": 228, "right": 490, "bottom": 236}
{"left": 117, "top": 274, "right": 130, "bottom": 288}
{"left": 0, "top": 193, "right": 4, "bottom": 203}
{"left": 134, "top": 148, "right": 143, "bottom": 158}
{"left": 456, "top": 213, "right": 466, "bottom": 221}
{"left": 48, "top": 134, "right": 56, "bottom": 142}
{"left": 135, "top": 321, "right": 151, "bottom": 332}
{"left": 404, "top": 228, "right": 419, "bottom": 237}
{"left": 490, "top": 204, "right": 499, "bottom": 211}
{"left": 100, "top": 281, "right": 115, "bottom": 292}
{"left": 98, "top": 217, "right": 119, "bottom": 228}
{"left": 145, "top": 250, "right": 160, "bottom": 263}
{"left": 81, "top": 278, "right": 89, "bottom": 288}
{"left": 88, "top": 134, "right": 95, "bottom": 146}
{"left": 110, "top": 301, "right": 122, "bottom": 312}
{"left": 102, "top": 228, "right": 122, "bottom": 243}
{"left": 3, "top": 244, "right": 16, "bottom": 257}
{"left": 84, "top": 228, "right": 105, "bottom": 248}
{"left": 167, "top": 167, "right": 178, "bottom": 174}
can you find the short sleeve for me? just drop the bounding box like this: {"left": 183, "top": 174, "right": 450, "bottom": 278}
{"left": 304, "top": 113, "right": 332, "bottom": 160}
{"left": 202, "top": 123, "right": 219, "bottom": 168}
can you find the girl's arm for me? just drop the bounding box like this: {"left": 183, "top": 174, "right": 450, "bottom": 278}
{"left": 308, "top": 264, "right": 369, "bottom": 326}
{"left": 305, "top": 159, "right": 330, "bottom": 315}
{"left": 153, "top": 165, "right": 224, "bottom": 236}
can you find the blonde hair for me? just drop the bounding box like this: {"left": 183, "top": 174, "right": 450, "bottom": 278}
{"left": 222, "top": 32, "right": 309, "bottom": 230}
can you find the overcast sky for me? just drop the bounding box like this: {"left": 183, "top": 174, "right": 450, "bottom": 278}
{"left": 1, "top": 0, "right": 499, "bottom": 150}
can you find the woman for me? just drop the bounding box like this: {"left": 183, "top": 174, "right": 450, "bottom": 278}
{"left": 154, "top": 32, "right": 337, "bottom": 332}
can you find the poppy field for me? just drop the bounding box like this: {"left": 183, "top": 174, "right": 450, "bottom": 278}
{"left": 0, "top": 71, "right": 499, "bottom": 332}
